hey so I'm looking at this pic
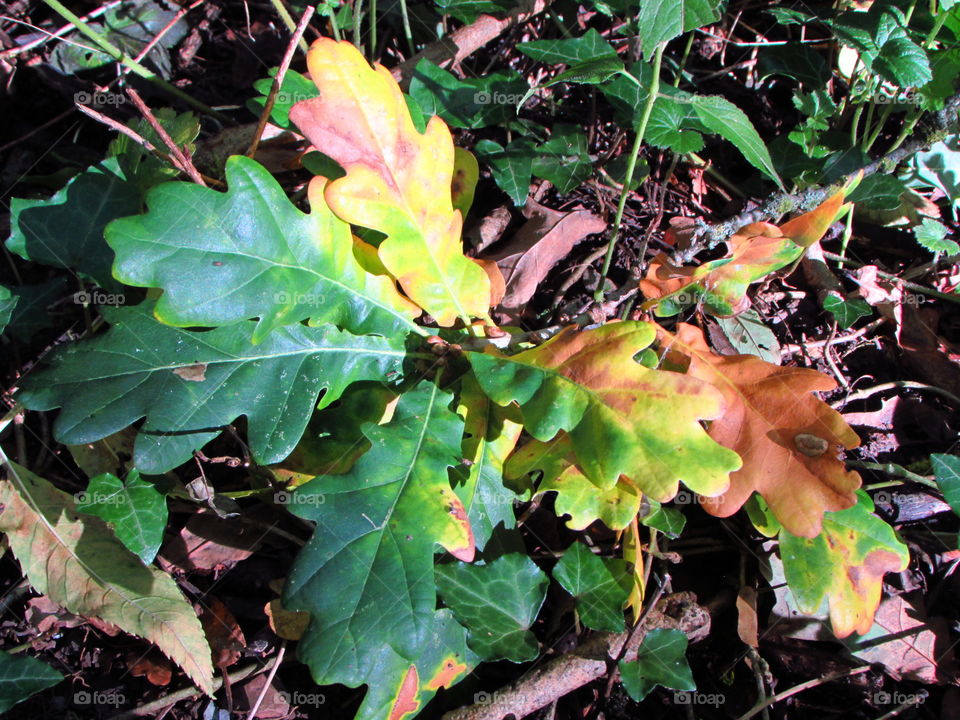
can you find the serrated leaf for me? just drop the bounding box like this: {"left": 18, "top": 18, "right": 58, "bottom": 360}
{"left": 823, "top": 293, "right": 872, "bottom": 329}
{"left": 107, "top": 108, "right": 200, "bottom": 193}
{"left": 932, "top": 454, "right": 960, "bottom": 518}
{"left": 553, "top": 542, "right": 630, "bottom": 632}
{"left": 454, "top": 376, "right": 525, "bottom": 550}
{"left": 290, "top": 39, "right": 492, "bottom": 326}
{"left": 0, "top": 651, "right": 63, "bottom": 712}
{"left": 468, "top": 321, "right": 741, "bottom": 499}
{"left": 283, "top": 382, "right": 476, "bottom": 720}
{"left": 645, "top": 99, "right": 704, "bottom": 153}
{"left": 714, "top": 310, "right": 780, "bottom": 363}
{"left": 517, "top": 29, "right": 619, "bottom": 64}
{"left": 660, "top": 323, "right": 861, "bottom": 538}
{"left": 0, "top": 462, "right": 213, "bottom": 694}
{"left": 914, "top": 218, "right": 959, "bottom": 254}
{"left": 780, "top": 491, "right": 910, "bottom": 637}
{"left": 637, "top": 0, "right": 724, "bottom": 59}
{"left": 17, "top": 304, "right": 406, "bottom": 474}
{"left": 846, "top": 173, "right": 908, "bottom": 211}
{"left": 691, "top": 95, "right": 783, "bottom": 188}
{"left": 76, "top": 470, "right": 167, "bottom": 564}
{"left": 7, "top": 159, "right": 140, "bottom": 288}
{"left": 436, "top": 553, "right": 548, "bottom": 661}
{"left": 832, "top": 6, "right": 932, "bottom": 87}
{"left": 618, "top": 628, "right": 695, "bottom": 701}
{"left": 107, "top": 155, "right": 420, "bottom": 341}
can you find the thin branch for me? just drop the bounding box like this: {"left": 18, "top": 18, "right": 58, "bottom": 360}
{"left": 247, "top": 5, "right": 315, "bottom": 157}
{"left": 125, "top": 88, "right": 206, "bottom": 186}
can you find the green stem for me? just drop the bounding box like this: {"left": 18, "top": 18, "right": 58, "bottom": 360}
{"left": 925, "top": 6, "right": 949, "bottom": 47}
{"left": 369, "top": 0, "right": 377, "bottom": 60}
{"left": 836, "top": 204, "right": 853, "bottom": 269}
{"left": 43, "top": 0, "right": 227, "bottom": 121}
{"left": 849, "top": 103, "right": 864, "bottom": 146}
{"left": 399, "top": 0, "right": 415, "bottom": 54}
{"left": 847, "top": 460, "right": 938, "bottom": 490}
{"left": 862, "top": 102, "right": 894, "bottom": 152}
{"left": 887, "top": 109, "right": 922, "bottom": 153}
{"left": 673, "top": 32, "right": 695, "bottom": 87}
{"left": 595, "top": 43, "right": 664, "bottom": 302}
{"left": 353, "top": 0, "right": 363, "bottom": 51}
{"left": 269, "top": 0, "right": 309, "bottom": 53}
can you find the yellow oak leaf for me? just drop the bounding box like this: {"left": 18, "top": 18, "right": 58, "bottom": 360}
{"left": 290, "top": 39, "right": 491, "bottom": 326}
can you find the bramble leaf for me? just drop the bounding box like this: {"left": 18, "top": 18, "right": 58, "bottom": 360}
{"left": 76, "top": 470, "right": 168, "bottom": 564}
{"left": 283, "top": 382, "right": 477, "bottom": 720}
{"left": 0, "top": 462, "right": 214, "bottom": 694}
{"left": 290, "top": 39, "right": 492, "bottom": 326}
{"left": 436, "top": 553, "right": 548, "bottom": 662}
{"left": 636, "top": 0, "right": 724, "bottom": 60}
{"left": 0, "top": 650, "right": 63, "bottom": 713}
{"left": 780, "top": 491, "right": 910, "bottom": 637}
{"left": 107, "top": 155, "right": 420, "bottom": 341}
{"left": 660, "top": 323, "right": 861, "bottom": 538}
{"left": 468, "top": 321, "right": 741, "bottom": 499}
{"left": 17, "top": 304, "right": 406, "bottom": 474}
{"left": 553, "top": 542, "right": 630, "bottom": 632}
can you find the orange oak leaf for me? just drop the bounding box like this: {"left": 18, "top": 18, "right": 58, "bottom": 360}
{"left": 660, "top": 323, "right": 861, "bottom": 537}
{"left": 290, "top": 39, "right": 492, "bottom": 326}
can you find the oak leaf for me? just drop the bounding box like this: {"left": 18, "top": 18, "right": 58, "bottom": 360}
{"left": 290, "top": 39, "right": 492, "bottom": 326}
{"left": 660, "top": 323, "right": 860, "bottom": 537}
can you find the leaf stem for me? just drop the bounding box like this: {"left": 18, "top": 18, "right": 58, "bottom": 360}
{"left": 595, "top": 42, "right": 664, "bottom": 302}
{"left": 42, "top": 0, "right": 228, "bottom": 121}
{"left": 848, "top": 460, "right": 938, "bottom": 489}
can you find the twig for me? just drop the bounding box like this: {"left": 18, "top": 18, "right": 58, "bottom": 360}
{"left": 75, "top": 102, "right": 189, "bottom": 176}
{"left": 442, "top": 592, "right": 709, "bottom": 720}
{"left": 832, "top": 379, "right": 960, "bottom": 409}
{"left": 125, "top": 88, "right": 206, "bottom": 186}
{"left": 780, "top": 317, "right": 886, "bottom": 357}
{"left": 674, "top": 92, "right": 960, "bottom": 263}
{"left": 848, "top": 460, "right": 939, "bottom": 490}
{"left": 129, "top": 0, "right": 204, "bottom": 67}
{"left": 820, "top": 251, "right": 960, "bottom": 305}
{"left": 247, "top": 5, "right": 315, "bottom": 157}
{"left": 269, "top": 0, "right": 310, "bottom": 53}
{"left": 735, "top": 665, "right": 872, "bottom": 720}
{"left": 603, "top": 574, "right": 667, "bottom": 698}
{"left": 244, "top": 641, "right": 285, "bottom": 720}
{"left": 822, "top": 321, "right": 849, "bottom": 389}
{"left": 0, "top": 0, "right": 122, "bottom": 58}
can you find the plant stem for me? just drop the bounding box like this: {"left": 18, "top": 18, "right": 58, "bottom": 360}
{"left": 847, "top": 460, "right": 939, "bottom": 490}
{"left": 369, "top": 0, "right": 377, "bottom": 60}
{"left": 595, "top": 42, "right": 664, "bottom": 302}
{"left": 353, "top": 0, "right": 363, "bottom": 51}
{"left": 42, "top": 0, "right": 227, "bottom": 121}
{"left": 269, "top": 0, "right": 310, "bottom": 53}
{"left": 399, "top": 0, "right": 415, "bottom": 54}
{"left": 925, "top": 6, "right": 949, "bottom": 47}
{"left": 673, "top": 32, "right": 695, "bottom": 87}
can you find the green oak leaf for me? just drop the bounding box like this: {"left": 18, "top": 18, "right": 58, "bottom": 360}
{"left": 6, "top": 278, "right": 69, "bottom": 343}
{"left": 76, "top": 470, "right": 168, "bottom": 564}
{"left": 0, "top": 651, "right": 63, "bottom": 713}
{"left": 932, "top": 454, "right": 960, "bottom": 519}
{"left": 106, "top": 155, "right": 420, "bottom": 342}
{"left": 7, "top": 158, "right": 140, "bottom": 288}
{"left": 283, "top": 382, "right": 479, "bottom": 720}
{"left": 618, "top": 628, "right": 696, "bottom": 701}
{"left": 553, "top": 542, "right": 630, "bottom": 632}
{"left": 16, "top": 303, "right": 406, "bottom": 474}
{"left": 436, "top": 553, "right": 548, "bottom": 662}
{"left": 454, "top": 376, "right": 526, "bottom": 550}
{"left": 637, "top": 0, "right": 724, "bottom": 59}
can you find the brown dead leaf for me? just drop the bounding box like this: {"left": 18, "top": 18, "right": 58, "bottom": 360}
{"left": 843, "top": 397, "right": 900, "bottom": 429}
{"left": 234, "top": 673, "right": 291, "bottom": 719}
{"left": 898, "top": 304, "right": 960, "bottom": 398}
{"left": 265, "top": 598, "right": 310, "bottom": 641}
{"left": 159, "top": 512, "right": 261, "bottom": 573}
{"left": 486, "top": 207, "right": 605, "bottom": 309}
{"left": 127, "top": 649, "right": 173, "bottom": 687}
{"left": 199, "top": 597, "right": 246, "bottom": 668}
{"left": 737, "top": 587, "right": 759, "bottom": 648}
{"left": 851, "top": 265, "right": 903, "bottom": 305}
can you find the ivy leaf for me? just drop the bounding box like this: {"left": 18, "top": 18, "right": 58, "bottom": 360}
{"left": 0, "top": 462, "right": 214, "bottom": 694}
{"left": 107, "top": 155, "right": 420, "bottom": 342}
{"left": 639, "top": 497, "right": 687, "bottom": 537}
{"left": 618, "top": 628, "right": 696, "bottom": 701}
{"left": 409, "top": 60, "right": 528, "bottom": 129}
{"left": 823, "top": 292, "right": 872, "bottom": 329}
{"left": 474, "top": 138, "right": 537, "bottom": 207}
{"left": 283, "top": 382, "right": 476, "bottom": 720}
{"left": 454, "top": 376, "right": 526, "bottom": 551}
{"left": 691, "top": 95, "right": 783, "bottom": 189}
{"left": 0, "top": 651, "right": 63, "bottom": 713}
{"left": 290, "top": 39, "right": 492, "bottom": 326}
{"left": 636, "top": 0, "right": 724, "bottom": 59}
{"left": 780, "top": 491, "right": 910, "bottom": 637}
{"left": 846, "top": 174, "right": 908, "bottom": 211}
{"left": 931, "top": 454, "right": 960, "bottom": 518}
{"left": 17, "top": 304, "right": 406, "bottom": 474}
{"left": 531, "top": 125, "right": 595, "bottom": 195}
{"left": 7, "top": 159, "right": 140, "bottom": 288}
{"left": 75, "top": 470, "right": 168, "bottom": 564}
{"left": 553, "top": 542, "right": 630, "bottom": 632}
{"left": 914, "top": 218, "right": 959, "bottom": 254}
{"left": 660, "top": 323, "right": 861, "bottom": 538}
{"left": 468, "top": 321, "right": 741, "bottom": 500}
{"left": 436, "top": 553, "right": 548, "bottom": 662}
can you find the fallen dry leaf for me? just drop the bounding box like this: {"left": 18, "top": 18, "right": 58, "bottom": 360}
{"left": 199, "top": 596, "right": 246, "bottom": 668}
{"left": 159, "top": 512, "right": 261, "bottom": 573}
